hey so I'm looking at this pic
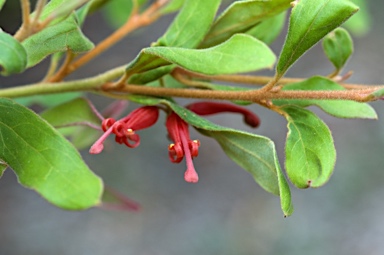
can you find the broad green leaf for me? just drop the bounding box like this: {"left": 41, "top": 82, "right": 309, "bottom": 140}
{"left": 344, "top": 0, "right": 371, "bottom": 36}
{"left": 40, "top": 98, "right": 102, "bottom": 150}
{"left": 126, "top": 34, "right": 276, "bottom": 76}
{"left": 200, "top": 0, "right": 291, "bottom": 48}
{"left": 0, "top": 31, "right": 27, "bottom": 75}
{"left": 156, "top": 0, "right": 221, "bottom": 48}
{"left": 282, "top": 106, "right": 336, "bottom": 188}
{"left": 0, "top": 0, "right": 5, "bottom": 11}
{"left": 0, "top": 98, "right": 103, "bottom": 210}
{"left": 246, "top": 11, "right": 286, "bottom": 45}
{"left": 159, "top": 0, "right": 185, "bottom": 15}
{"left": 322, "top": 28, "right": 353, "bottom": 72}
{"left": 22, "top": 15, "right": 94, "bottom": 67}
{"left": 15, "top": 92, "right": 83, "bottom": 107}
{"left": 127, "top": 96, "right": 293, "bottom": 216}
{"left": 274, "top": 76, "right": 377, "bottom": 119}
{"left": 40, "top": 97, "right": 101, "bottom": 127}
{"left": 102, "top": 0, "right": 148, "bottom": 28}
{"left": 276, "top": 0, "right": 359, "bottom": 78}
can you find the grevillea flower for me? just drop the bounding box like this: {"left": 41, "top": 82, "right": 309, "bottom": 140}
{"left": 90, "top": 106, "right": 159, "bottom": 154}
{"left": 186, "top": 101, "right": 260, "bottom": 128}
{"left": 166, "top": 112, "right": 200, "bottom": 183}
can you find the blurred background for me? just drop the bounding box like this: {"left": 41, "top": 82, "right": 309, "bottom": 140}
{"left": 0, "top": 1, "right": 383, "bottom": 254}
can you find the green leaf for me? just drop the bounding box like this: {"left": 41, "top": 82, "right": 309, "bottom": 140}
{"left": 0, "top": 0, "right": 5, "bottom": 11}
{"left": 22, "top": 15, "right": 94, "bottom": 68}
{"left": 276, "top": 0, "right": 359, "bottom": 78}
{"left": 0, "top": 98, "right": 103, "bottom": 210}
{"left": 322, "top": 27, "right": 353, "bottom": 72}
{"left": 344, "top": 0, "right": 371, "bottom": 36}
{"left": 0, "top": 31, "right": 27, "bottom": 75}
{"left": 369, "top": 88, "right": 384, "bottom": 100}
{"left": 15, "top": 92, "right": 82, "bottom": 107}
{"left": 282, "top": 106, "right": 336, "bottom": 188}
{"left": 37, "top": 0, "right": 91, "bottom": 25}
{"left": 40, "top": 98, "right": 102, "bottom": 150}
{"left": 40, "top": 97, "right": 101, "bottom": 127}
{"left": 159, "top": 0, "right": 185, "bottom": 15}
{"left": 200, "top": 0, "right": 291, "bottom": 48}
{"left": 102, "top": 0, "right": 148, "bottom": 28}
{"left": 156, "top": 0, "right": 221, "bottom": 48}
{"left": 128, "top": 65, "right": 174, "bottom": 84}
{"left": 273, "top": 76, "right": 377, "bottom": 119}
{"left": 245, "top": 11, "right": 286, "bottom": 45}
{"left": 127, "top": 34, "right": 276, "bottom": 75}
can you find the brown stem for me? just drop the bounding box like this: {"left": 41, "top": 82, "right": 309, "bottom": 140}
{"left": 31, "top": 0, "right": 47, "bottom": 27}
{"left": 103, "top": 84, "right": 376, "bottom": 102}
{"left": 48, "top": 51, "right": 76, "bottom": 82}
{"left": 14, "top": 0, "right": 31, "bottom": 41}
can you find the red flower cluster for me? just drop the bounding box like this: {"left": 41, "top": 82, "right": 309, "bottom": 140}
{"left": 90, "top": 102, "right": 260, "bottom": 183}
{"left": 90, "top": 106, "right": 159, "bottom": 154}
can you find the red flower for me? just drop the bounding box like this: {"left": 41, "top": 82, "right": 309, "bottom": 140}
{"left": 166, "top": 112, "right": 200, "bottom": 183}
{"left": 90, "top": 106, "right": 159, "bottom": 154}
{"left": 186, "top": 101, "right": 260, "bottom": 128}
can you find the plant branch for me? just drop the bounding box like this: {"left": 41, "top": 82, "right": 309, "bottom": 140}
{"left": 14, "top": 0, "right": 31, "bottom": 41}
{"left": 1, "top": 64, "right": 383, "bottom": 103}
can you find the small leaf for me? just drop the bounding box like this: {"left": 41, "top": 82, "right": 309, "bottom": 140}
{"left": 282, "top": 106, "right": 336, "bottom": 188}
{"left": 102, "top": 0, "right": 148, "bottom": 28}
{"left": 273, "top": 76, "right": 377, "bottom": 119}
{"left": 40, "top": 98, "right": 101, "bottom": 127}
{"left": 0, "top": 31, "right": 27, "bottom": 75}
{"left": 0, "top": 98, "right": 103, "bottom": 210}
{"left": 128, "top": 65, "right": 174, "bottom": 84}
{"left": 246, "top": 11, "right": 287, "bottom": 45}
{"left": 22, "top": 15, "right": 94, "bottom": 67}
{"left": 156, "top": 0, "right": 221, "bottom": 48}
{"left": 369, "top": 88, "right": 384, "bottom": 100}
{"left": 127, "top": 34, "right": 276, "bottom": 75}
{"left": 36, "top": 0, "right": 91, "bottom": 25}
{"left": 40, "top": 98, "right": 102, "bottom": 150}
{"left": 276, "top": 0, "right": 359, "bottom": 78}
{"left": 0, "top": 0, "right": 5, "bottom": 11}
{"left": 200, "top": 0, "right": 291, "bottom": 48}
{"left": 159, "top": 0, "right": 185, "bottom": 15}
{"left": 322, "top": 27, "right": 353, "bottom": 72}
{"left": 344, "top": 0, "right": 371, "bottom": 36}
